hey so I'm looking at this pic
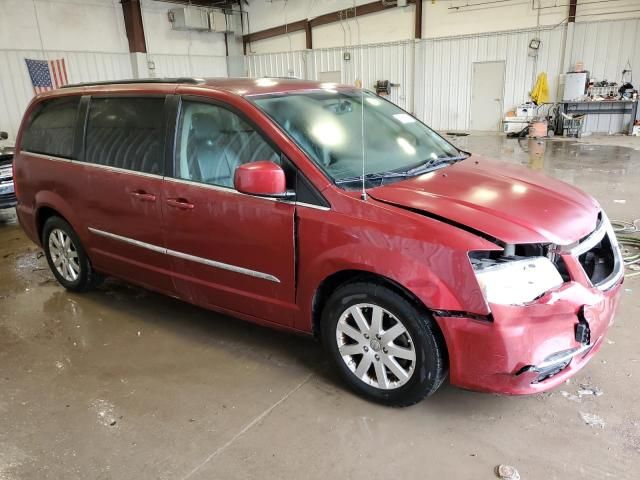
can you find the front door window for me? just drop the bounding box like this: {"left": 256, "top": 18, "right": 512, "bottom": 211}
{"left": 175, "top": 101, "right": 281, "bottom": 189}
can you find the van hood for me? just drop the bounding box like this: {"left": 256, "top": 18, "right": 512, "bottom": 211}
{"left": 368, "top": 156, "right": 600, "bottom": 245}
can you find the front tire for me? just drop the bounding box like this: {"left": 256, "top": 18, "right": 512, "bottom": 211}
{"left": 42, "top": 216, "right": 101, "bottom": 292}
{"left": 321, "top": 282, "right": 447, "bottom": 407}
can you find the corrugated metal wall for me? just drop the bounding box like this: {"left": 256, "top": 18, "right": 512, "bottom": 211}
{"left": 0, "top": 50, "right": 228, "bottom": 141}
{"left": 246, "top": 28, "right": 566, "bottom": 131}
{"left": 3, "top": 20, "right": 637, "bottom": 140}
{"left": 245, "top": 20, "right": 639, "bottom": 134}
{"left": 415, "top": 25, "right": 565, "bottom": 131}
{"left": 149, "top": 54, "right": 228, "bottom": 78}
{"left": 569, "top": 18, "right": 640, "bottom": 133}
{"left": 571, "top": 19, "right": 640, "bottom": 83}
{"left": 0, "top": 49, "right": 132, "bottom": 140}
{"left": 245, "top": 41, "right": 414, "bottom": 111}
{"left": 310, "top": 42, "right": 414, "bottom": 112}
{"left": 246, "top": 50, "right": 309, "bottom": 79}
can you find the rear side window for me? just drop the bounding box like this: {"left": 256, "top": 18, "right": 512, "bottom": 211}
{"left": 22, "top": 96, "right": 80, "bottom": 158}
{"left": 85, "top": 97, "right": 165, "bottom": 175}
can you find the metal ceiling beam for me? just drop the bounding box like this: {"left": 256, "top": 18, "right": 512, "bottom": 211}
{"left": 243, "top": 0, "right": 416, "bottom": 50}
{"left": 305, "top": 20, "right": 313, "bottom": 50}
{"left": 121, "top": 0, "right": 147, "bottom": 53}
{"left": 415, "top": 0, "right": 422, "bottom": 39}
{"left": 568, "top": 0, "right": 577, "bottom": 22}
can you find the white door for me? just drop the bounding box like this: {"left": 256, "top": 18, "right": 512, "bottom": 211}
{"left": 318, "top": 70, "right": 342, "bottom": 83}
{"left": 470, "top": 61, "right": 505, "bottom": 131}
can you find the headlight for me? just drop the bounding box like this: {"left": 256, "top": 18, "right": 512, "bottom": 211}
{"left": 470, "top": 256, "right": 564, "bottom": 305}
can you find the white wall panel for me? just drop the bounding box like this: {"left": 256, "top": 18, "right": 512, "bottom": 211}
{"left": 415, "top": 26, "right": 565, "bottom": 131}
{"left": 312, "top": 7, "right": 415, "bottom": 49}
{"left": 247, "top": 32, "right": 307, "bottom": 55}
{"left": 245, "top": 0, "right": 570, "bottom": 41}
{"left": 246, "top": 41, "right": 414, "bottom": 112}
{"left": 571, "top": 19, "right": 640, "bottom": 83}
{"left": 0, "top": 0, "right": 128, "bottom": 53}
{"left": 570, "top": 18, "right": 640, "bottom": 132}
{"left": 311, "top": 42, "right": 414, "bottom": 112}
{"left": 246, "top": 50, "right": 310, "bottom": 79}
{"left": 149, "top": 54, "right": 228, "bottom": 79}
{"left": 0, "top": 49, "right": 132, "bottom": 141}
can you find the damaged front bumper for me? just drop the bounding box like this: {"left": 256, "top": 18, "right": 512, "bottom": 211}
{"left": 434, "top": 279, "right": 622, "bottom": 395}
{"left": 433, "top": 210, "right": 624, "bottom": 395}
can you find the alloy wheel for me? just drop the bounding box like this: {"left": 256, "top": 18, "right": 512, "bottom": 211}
{"left": 335, "top": 303, "right": 416, "bottom": 390}
{"left": 48, "top": 228, "right": 80, "bottom": 282}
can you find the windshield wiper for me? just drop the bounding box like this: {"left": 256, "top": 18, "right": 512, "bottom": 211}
{"left": 335, "top": 154, "right": 469, "bottom": 186}
{"left": 335, "top": 171, "right": 412, "bottom": 185}
{"left": 404, "top": 154, "right": 469, "bottom": 175}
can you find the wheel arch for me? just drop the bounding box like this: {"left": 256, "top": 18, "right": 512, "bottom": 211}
{"left": 311, "top": 269, "right": 449, "bottom": 364}
{"left": 36, "top": 206, "right": 70, "bottom": 243}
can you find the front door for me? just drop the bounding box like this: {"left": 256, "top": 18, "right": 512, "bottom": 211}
{"left": 470, "top": 61, "right": 505, "bottom": 132}
{"left": 162, "top": 98, "right": 296, "bottom": 327}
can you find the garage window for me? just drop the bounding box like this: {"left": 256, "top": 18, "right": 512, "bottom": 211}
{"left": 175, "top": 101, "right": 280, "bottom": 188}
{"left": 21, "top": 96, "right": 80, "bottom": 159}
{"left": 84, "top": 97, "right": 165, "bottom": 175}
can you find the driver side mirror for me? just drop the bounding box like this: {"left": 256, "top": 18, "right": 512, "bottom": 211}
{"left": 234, "top": 161, "right": 294, "bottom": 199}
{"left": 0, "top": 131, "right": 8, "bottom": 140}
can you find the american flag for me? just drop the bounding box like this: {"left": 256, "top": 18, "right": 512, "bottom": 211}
{"left": 25, "top": 58, "right": 69, "bottom": 94}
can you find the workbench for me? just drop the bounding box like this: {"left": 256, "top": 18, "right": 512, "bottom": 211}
{"left": 554, "top": 100, "right": 639, "bottom": 136}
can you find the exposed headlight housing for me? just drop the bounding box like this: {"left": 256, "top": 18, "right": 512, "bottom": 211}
{"left": 470, "top": 255, "right": 564, "bottom": 306}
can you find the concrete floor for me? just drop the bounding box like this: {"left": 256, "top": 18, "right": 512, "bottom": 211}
{"left": 1, "top": 134, "right": 639, "bottom": 480}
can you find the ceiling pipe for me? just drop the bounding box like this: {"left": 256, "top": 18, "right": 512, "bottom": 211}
{"left": 534, "top": 0, "right": 631, "bottom": 10}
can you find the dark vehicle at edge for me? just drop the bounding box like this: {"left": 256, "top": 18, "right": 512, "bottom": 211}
{"left": 0, "top": 131, "right": 17, "bottom": 210}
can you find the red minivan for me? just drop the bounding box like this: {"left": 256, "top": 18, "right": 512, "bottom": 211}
{"left": 13, "top": 78, "right": 623, "bottom": 406}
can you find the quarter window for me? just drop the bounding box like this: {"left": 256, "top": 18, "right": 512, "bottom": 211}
{"left": 175, "top": 101, "right": 280, "bottom": 188}
{"left": 22, "top": 96, "right": 80, "bottom": 158}
{"left": 85, "top": 97, "right": 165, "bottom": 175}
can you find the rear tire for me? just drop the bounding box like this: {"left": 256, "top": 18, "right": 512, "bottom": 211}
{"left": 42, "top": 216, "right": 102, "bottom": 292}
{"left": 321, "top": 282, "right": 447, "bottom": 407}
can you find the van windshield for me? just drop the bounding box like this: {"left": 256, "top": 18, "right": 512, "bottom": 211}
{"left": 252, "top": 89, "right": 464, "bottom": 187}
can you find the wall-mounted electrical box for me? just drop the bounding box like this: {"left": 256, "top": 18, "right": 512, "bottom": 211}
{"left": 209, "top": 11, "right": 230, "bottom": 33}
{"left": 168, "top": 7, "right": 210, "bottom": 31}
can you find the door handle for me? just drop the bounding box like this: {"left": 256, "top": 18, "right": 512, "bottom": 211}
{"left": 131, "top": 190, "right": 156, "bottom": 202}
{"left": 167, "top": 198, "right": 195, "bottom": 210}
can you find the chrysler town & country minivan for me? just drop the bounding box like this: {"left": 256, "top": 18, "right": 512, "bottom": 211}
{"left": 13, "top": 78, "right": 623, "bottom": 406}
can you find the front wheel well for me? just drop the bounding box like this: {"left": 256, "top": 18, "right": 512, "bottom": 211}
{"left": 311, "top": 270, "right": 448, "bottom": 354}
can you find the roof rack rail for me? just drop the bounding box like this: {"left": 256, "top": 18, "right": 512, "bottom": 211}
{"left": 61, "top": 77, "right": 205, "bottom": 89}
{"left": 261, "top": 76, "right": 299, "bottom": 79}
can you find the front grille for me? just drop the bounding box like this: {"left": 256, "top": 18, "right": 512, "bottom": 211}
{"left": 578, "top": 231, "right": 615, "bottom": 285}
{"left": 0, "top": 166, "right": 12, "bottom": 182}
{"left": 0, "top": 192, "right": 16, "bottom": 201}
{"left": 566, "top": 212, "right": 622, "bottom": 290}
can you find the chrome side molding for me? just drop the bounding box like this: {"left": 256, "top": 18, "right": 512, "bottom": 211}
{"left": 88, "top": 227, "right": 280, "bottom": 283}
